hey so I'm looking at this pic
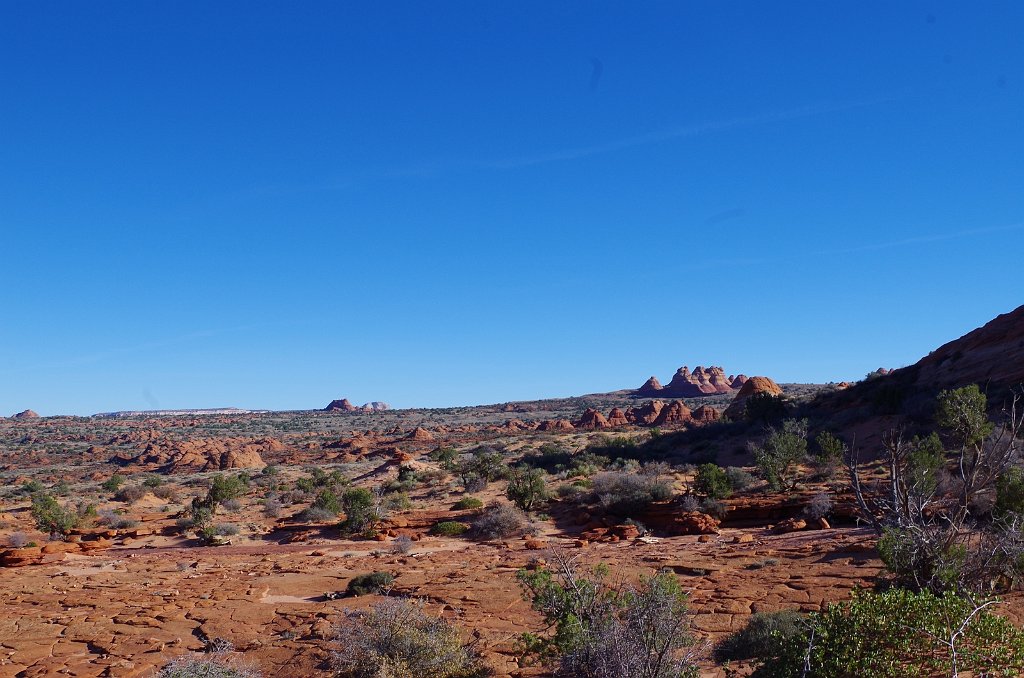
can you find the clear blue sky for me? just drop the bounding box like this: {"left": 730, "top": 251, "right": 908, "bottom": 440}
{"left": 2, "top": 3, "right": 1022, "bottom": 416}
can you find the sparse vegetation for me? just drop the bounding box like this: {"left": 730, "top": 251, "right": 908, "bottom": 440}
{"left": 471, "top": 503, "right": 530, "bottom": 540}
{"left": 346, "top": 571, "right": 395, "bottom": 596}
{"left": 333, "top": 597, "right": 488, "bottom": 678}
{"left": 517, "top": 549, "right": 701, "bottom": 677}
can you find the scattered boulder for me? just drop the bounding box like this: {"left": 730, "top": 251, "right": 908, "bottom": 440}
{"left": 773, "top": 517, "right": 807, "bottom": 534}
{"left": 673, "top": 512, "right": 721, "bottom": 535}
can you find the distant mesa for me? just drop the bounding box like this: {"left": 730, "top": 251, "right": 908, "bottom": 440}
{"left": 635, "top": 366, "right": 742, "bottom": 398}
{"left": 95, "top": 408, "right": 266, "bottom": 418}
{"left": 323, "top": 399, "right": 390, "bottom": 413}
{"left": 11, "top": 409, "right": 39, "bottom": 419}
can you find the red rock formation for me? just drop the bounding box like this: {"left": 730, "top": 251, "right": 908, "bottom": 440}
{"left": 537, "top": 419, "right": 575, "bottom": 432}
{"left": 576, "top": 408, "right": 610, "bottom": 429}
{"left": 691, "top": 405, "right": 721, "bottom": 424}
{"left": 606, "top": 408, "right": 629, "bottom": 427}
{"left": 653, "top": 400, "right": 692, "bottom": 427}
{"left": 639, "top": 366, "right": 739, "bottom": 398}
{"left": 325, "top": 399, "right": 390, "bottom": 412}
{"left": 408, "top": 427, "right": 434, "bottom": 442}
{"left": 724, "top": 376, "right": 783, "bottom": 419}
{"left": 110, "top": 437, "right": 272, "bottom": 472}
{"left": 636, "top": 376, "right": 664, "bottom": 397}
{"left": 626, "top": 401, "right": 664, "bottom": 426}
{"left": 324, "top": 399, "right": 357, "bottom": 412}
{"left": 730, "top": 374, "right": 749, "bottom": 388}
{"left": 11, "top": 410, "right": 39, "bottom": 419}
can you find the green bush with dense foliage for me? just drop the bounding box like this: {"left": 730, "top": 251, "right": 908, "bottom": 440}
{"left": 749, "top": 588, "right": 1024, "bottom": 678}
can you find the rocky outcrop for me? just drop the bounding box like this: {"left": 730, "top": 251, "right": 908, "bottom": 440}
{"left": 626, "top": 401, "right": 664, "bottom": 426}
{"left": 11, "top": 410, "right": 39, "bottom": 419}
{"left": 324, "top": 399, "right": 390, "bottom": 412}
{"left": 606, "top": 408, "right": 630, "bottom": 427}
{"left": 652, "top": 400, "right": 692, "bottom": 427}
{"left": 538, "top": 419, "right": 575, "bottom": 432}
{"left": 576, "top": 408, "right": 610, "bottom": 429}
{"left": 408, "top": 427, "right": 434, "bottom": 442}
{"left": 729, "top": 375, "right": 748, "bottom": 388}
{"left": 724, "top": 376, "right": 783, "bottom": 419}
{"left": 637, "top": 366, "right": 740, "bottom": 398}
{"left": 691, "top": 405, "right": 721, "bottom": 424}
{"left": 110, "top": 437, "right": 274, "bottom": 472}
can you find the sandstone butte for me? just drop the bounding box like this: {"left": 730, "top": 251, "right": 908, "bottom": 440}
{"left": 636, "top": 365, "right": 746, "bottom": 398}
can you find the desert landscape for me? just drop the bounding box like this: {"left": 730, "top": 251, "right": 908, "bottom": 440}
{"left": 3, "top": 306, "right": 1024, "bottom": 677}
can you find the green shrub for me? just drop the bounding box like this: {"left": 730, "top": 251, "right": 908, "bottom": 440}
{"left": 506, "top": 467, "right": 549, "bottom": 511}
{"left": 340, "top": 487, "right": 379, "bottom": 534}
{"left": 333, "top": 598, "right": 487, "bottom": 678}
{"left": 31, "top": 493, "right": 77, "bottom": 537}
{"left": 995, "top": 467, "right": 1024, "bottom": 519}
{"left": 471, "top": 503, "right": 530, "bottom": 540}
{"left": 517, "top": 555, "right": 700, "bottom": 677}
{"left": 100, "top": 474, "right": 126, "bottom": 492}
{"left": 752, "top": 419, "right": 808, "bottom": 491}
{"left": 715, "top": 609, "right": 805, "bottom": 662}
{"left": 694, "top": 463, "right": 731, "bottom": 499}
{"left": 431, "top": 521, "right": 469, "bottom": 536}
{"left": 207, "top": 474, "right": 248, "bottom": 505}
{"left": 750, "top": 588, "right": 1024, "bottom": 678}
{"left": 724, "top": 466, "right": 755, "bottom": 491}
{"left": 452, "top": 496, "right": 483, "bottom": 511}
{"left": 311, "top": 488, "right": 342, "bottom": 515}
{"left": 591, "top": 471, "right": 673, "bottom": 517}
{"left": 346, "top": 571, "right": 395, "bottom": 596}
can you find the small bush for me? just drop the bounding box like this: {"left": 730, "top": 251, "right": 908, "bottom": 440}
{"left": 262, "top": 498, "right": 282, "bottom": 518}
{"left": 153, "top": 485, "right": 179, "bottom": 502}
{"left": 7, "top": 532, "right": 31, "bottom": 548}
{"left": 506, "top": 467, "right": 548, "bottom": 511}
{"left": 346, "top": 571, "right": 395, "bottom": 596}
{"left": 680, "top": 495, "right": 701, "bottom": 512}
{"left": 391, "top": 535, "right": 413, "bottom": 555}
{"left": 452, "top": 496, "right": 483, "bottom": 511}
{"left": 471, "top": 503, "right": 530, "bottom": 540}
{"left": 100, "top": 474, "right": 126, "bottom": 492}
{"left": 591, "top": 471, "right": 673, "bottom": 518}
{"left": 301, "top": 507, "right": 338, "bottom": 523}
{"left": 333, "top": 597, "right": 487, "bottom": 678}
{"left": 432, "top": 521, "right": 469, "bottom": 536}
{"left": 700, "top": 498, "right": 727, "bottom": 520}
{"left": 157, "top": 654, "right": 261, "bottom": 678}
{"left": 143, "top": 475, "right": 164, "bottom": 488}
{"left": 97, "top": 509, "right": 138, "bottom": 530}
{"left": 115, "top": 485, "right": 148, "bottom": 503}
{"left": 725, "top": 466, "right": 755, "bottom": 491}
{"left": 803, "top": 493, "right": 833, "bottom": 521}
{"left": 31, "top": 493, "right": 77, "bottom": 537}
{"left": 715, "top": 609, "right": 805, "bottom": 662}
{"left": 694, "top": 464, "right": 732, "bottom": 499}
{"left": 340, "top": 487, "right": 381, "bottom": 534}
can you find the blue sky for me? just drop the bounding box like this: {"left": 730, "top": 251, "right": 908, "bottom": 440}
{"left": 2, "top": 2, "right": 1022, "bottom": 415}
